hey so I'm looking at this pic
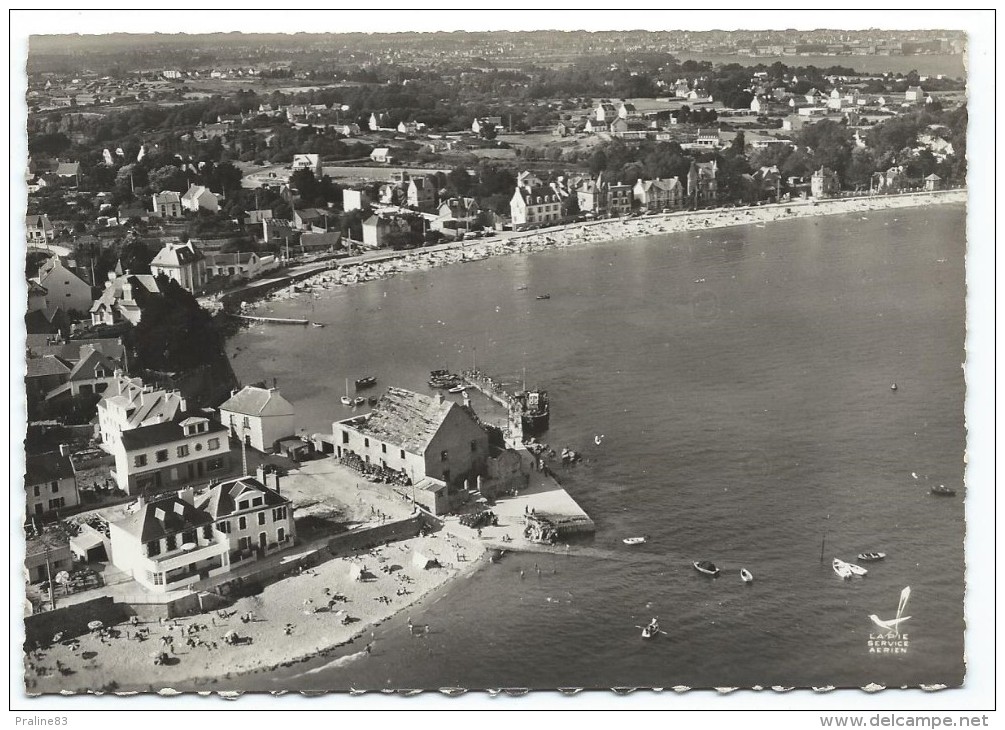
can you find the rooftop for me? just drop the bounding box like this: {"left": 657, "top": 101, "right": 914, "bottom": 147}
{"left": 344, "top": 387, "right": 455, "bottom": 454}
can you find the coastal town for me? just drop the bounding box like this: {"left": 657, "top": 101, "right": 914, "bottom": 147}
{"left": 20, "top": 26, "right": 970, "bottom": 696}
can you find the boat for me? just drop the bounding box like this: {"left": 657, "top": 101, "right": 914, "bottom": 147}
{"left": 890, "top": 383, "right": 898, "bottom": 391}
{"left": 353, "top": 396, "right": 366, "bottom": 407}
{"left": 931, "top": 484, "right": 956, "bottom": 497}
{"left": 340, "top": 379, "right": 352, "bottom": 407}
{"left": 641, "top": 619, "right": 661, "bottom": 639}
{"left": 740, "top": 568, "right": 754, "bottom": 583}
{"left": 518, "top": 389, "right": 550, "bottom": 435}
{"left": 355, "top": 376, "right": 377, "bottom": 390}
{"left": 846, "top": 562, "right": 868, "bottom": 576}
{"left": 832, "top": 558, "right": 854, "bottom": 580}
{"left": 693, "top": 560, "right": 719, "bottom": 577}
{"left": 536, "top": 294, "right": 551, "bottom": 300}
{"left": 311, "top": 322, "right": 325, "bottom": 328}
{"left": 622, "top": 537, "right": 647, "bottom": 545}
{"left": 857, "top": 552, "right": 886, "bottom": 562}
{"left": 367, "top": 396, "right": 379, "bottom": 406}
{"left": 448, "top": 385, "right": 468, "bottom": 394}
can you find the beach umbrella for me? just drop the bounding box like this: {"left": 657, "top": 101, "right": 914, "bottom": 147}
{"left": 87, "top": 620, "right": 103, "bottom": 631}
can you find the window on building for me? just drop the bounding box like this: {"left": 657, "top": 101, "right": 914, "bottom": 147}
{"left": 400, "top": 449, "right": 405, "bottom": 459}
{"left": 218, "top": 520, "right": 230, "bottom": 534}
{"left": 51, "top": 480, "right": 59, "bottom": 493}
{"left": 278, "top": 527, "right": 286, "bottom": 543}
{"left": 165, "top": 534, "right": 177, "bottom": 551}
{"left": 147, "top": 540, "right": 161, "bottom": 557}
{"left": 239, "top": 516, "right": 247, "bottom": 530}
{"left": 440, "top": 450, "right": 448, "bottom": 462}
{"left": 134, "top": 454, "right": 147, "bottom": 467}
{"left": 239, "top": 536, "right": 251, "bottom": 551}
{"left": 208, "top": 438, "right": 220, "bottom": 451}
{"left": 177, "top": 445, "right": 190, "bottom": 458}
{"left": 242, "top": 416, "right": 250, "bottom": 428}
{"left": 252, "top": 496, "right": 263, "bottom": 507}
{"left": 238, "top": 499, "right": 249, "bottom": 510}
{"left": 364, "top": 438, "right": 370, "bottom": 448}
{"left": 202, "top": 525, "right": 213, "bottom": 540}
{"left": 48, "top": 498, "right": 65, "bottom": 510}
{"left": 381, "top": 443, "right": 387, "bottom": 454}
{"left": 342, "top": 431, "right": 349, "bottom": 444}
{"left": 33, "top": 485, "right": 40, "bottom": 498}
{"left": 156, "top": 449, "right": 169, "bottom": 463}
{"left": 207, "top": 458, "right": 224, "bottom": 471}
{"left": 258, "top": 512, "right": 266, "bottom": 526}
{"left": 152, "top": 572, "right": 164, "bottom": 586}
{"left": 272, "top": 507, "right": 286, "bottom": 522}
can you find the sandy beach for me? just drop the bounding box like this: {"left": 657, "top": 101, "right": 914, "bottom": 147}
{"left": 254, "top": 189, "right": 966, "bottom": 306}
{"left": 26, "top": 530, "right": 485, "bottom": 694}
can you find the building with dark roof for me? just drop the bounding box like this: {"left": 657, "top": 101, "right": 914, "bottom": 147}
{"left": 25, "top": 448, "right": 80, "bottom": 519}
{"left": 150, "top": 241, "right": 207, "bottom": 293}
{"left": 110, "top": 413, "right": 234, "bottom": 496}
{"left": 197, "top": 474, "right": 295, "bottom": 565}
{"left": 108, "top": 491, "right": 231, "bottom": 592}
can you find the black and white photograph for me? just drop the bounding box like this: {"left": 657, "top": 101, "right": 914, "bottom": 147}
{"left": 9, "top": 8, "right": 995, "bottom": 718}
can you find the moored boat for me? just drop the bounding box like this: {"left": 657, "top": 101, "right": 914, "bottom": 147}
{"left": 832, "top": 558, "right": 854, "bottom": 580}
{"left": 857, "top": 552, "right": 886, "bottom": 562}
{"left": 536, "top": 294, "right": 551, "bottom": 300}
{"left": 355, "top": 376, "right": 377, "bottom": 389}
{"left": 353, "top": 396, "right": 366, "bottom": 407}
{"left": 623, "top": 537, "right": 647, "bottom": 545}
{"left": 740, "top": 568, "right": 754, "bottom": 583}
{"left": 693, "top": 560, "right": 719, "bottom": 577}
{"left": 931, "top": 484, "right": 956, "bottom": 496}
{"left": 448, "top": 385, "right": 468, "bottom": 393}
{"left": 846, "top": 562, "right": 868, "bottom": 576}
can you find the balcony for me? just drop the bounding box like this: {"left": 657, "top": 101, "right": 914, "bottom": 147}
{"left": 147, "top": 538, "right": 229, "bottom": 572}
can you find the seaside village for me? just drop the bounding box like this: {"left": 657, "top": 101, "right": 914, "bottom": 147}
{"left": 21, "top": 51, "right": 967, "bottom": 688}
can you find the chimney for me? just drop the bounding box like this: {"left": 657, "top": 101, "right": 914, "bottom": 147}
{"left": 58, "top": 444, "right": 70, "bottom": 457}
{"left": 256, "top": 464, "right": 266, "bottom": 484}
{"left": 179, "top": 398, "right": 188, "bottom": 413}
{"left": 178, "top": 487, "right": 194, "bottom": 505}
{"left": 273, "top": 471, "right": 281, "bottom": 495}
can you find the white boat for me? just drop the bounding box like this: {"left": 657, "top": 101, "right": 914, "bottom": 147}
{"left": 640, "top": 619, "right": 662, "bottom": 639}
{"left": 832, "top": 558, "right": 854, "bottom": 580}
{"left": 846, "top": 562, "right": 868, "bottom": 576}
{"left": 740, "top": 568, "right": 754, "bottom": 583}
{"left": 353, "top": 396, "right": 366, "bottom": 407}
{"left": 340, "top": 379, "right": 352, "bottom": 406}
{"left": 448, "top": 385, "right": 468, "bottom": 393}
{"left": 623, "top": 537, "right": 647, "bottom": 545}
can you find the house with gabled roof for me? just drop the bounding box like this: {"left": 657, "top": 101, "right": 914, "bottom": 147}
{"left": 334, "top": 387, "right": 489, "bottom": 514}
{"left": 150, "top": 241, "right": 207, "bottom": 293}
{"left": 197, "top": 474, "right": 295, "bottom": 564}
{"left": 218, "top": 385, "right": 296, "bottom": 452}
{"left": 511, "top": 185, "right": 563, "bottom": 227}
{"left": 686, "top": 160, "right": 719, "bottom": 204}
{"left": 181, "top": 184, "right": 220, "bottom": 213}
{"left": 26, "top": 213, "right": 54, "bottom": 242}
{"left": 34, "top": 257, "right": 94, "bottom": 315}
{"left": 108, "top": 490, "right": 231, "bottom": 591}
{"left": 97, "top": 373, "right": 188, "bottom": 454}
{"left": 42, "top": 344, "right": 119, "bottom": 402}
{"left": 26, "top": 447, "right": 80, "bottom": 519}
{"left": 90, "top": 268, "right": 161, "bottom": 326}
{"left": 634, "top": 177, "right": 685, "bottom": 212}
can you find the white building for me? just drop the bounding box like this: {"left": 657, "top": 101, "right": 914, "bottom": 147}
{"left": 97, "top": 374, "right": 188, "bottom": 454}
{"left": 35, "top": 258, "right": 94, "bottom": 315}
{"left": 151, "top": 191, "right": 183, "bottom": 218}
{"left": 291, "top": 153, "right": 322, "bottom": 177}
{"left": 150, "top": 241, "right": 208, "bottom": 293}
{"left": 218, "top": 385, "right": 296, "bottom": 452}
{"left": 198, "top": 474, "right": 296, "bottom": 565}
{"left": 181, "top": 185, "right": 220, "bottom": 213}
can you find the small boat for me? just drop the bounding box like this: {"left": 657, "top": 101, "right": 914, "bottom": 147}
{"left": 693, "top": 560, "right": 719, "bottom": 577}
{"left": 340, "top": 379, "right": 352, "bottom": 406}
{"left": 311, "top": 322, "right": 325, "bottom": 328}
{"left": 622, "top": 537, "right": 647, "bottom": 545}
{"left": 931, "top": 484, "right": 956, "bottom": 497}
{"left": 857, "top": 552, "right": 886, "bottom": 562}
{"left": 832, "top": 558, "right": 854, "bottom": 580}
{"left": 846, "top": 562, "right": 868, "bottom": 576}
{"left": 448, "top": 385, "right": 468, "bottom": 394}
{"left": 536, "top": 294, "right": 551, "bottom": 300}
{"left": 367, "top": 396, "right": 379, "bottom": 406}
{"left": 353, "top": 396, "right": 366, "bottom": 407}
{"left": 890, "top": 383, "right": 898, "bottom": 391}
{"left": 740, "top": 568, "right": 754, "bottom": 583}
{"left": 355, "top": 376, "right": 377, "bottom": 389}
{"left": 641, "top": 619, "right": 661, "bottom": 639}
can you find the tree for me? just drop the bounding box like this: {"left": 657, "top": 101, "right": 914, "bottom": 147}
{"left": 148, "top": 165, "right": 188, "bottom": 193}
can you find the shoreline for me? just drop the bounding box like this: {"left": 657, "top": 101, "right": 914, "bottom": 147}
{"left": 248, "top": 189, "right": 966, "bottom": 308}
{"left": 26, "top": 531, "right": 488, "bottom": 695}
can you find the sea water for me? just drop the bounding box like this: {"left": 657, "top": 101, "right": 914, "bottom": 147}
{"left": 223, "top": 205, "right": 966, "bottom": 690}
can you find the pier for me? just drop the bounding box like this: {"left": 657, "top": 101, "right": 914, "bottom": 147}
{"left": 230, "top": 313, "right": 310, "bottom": 326}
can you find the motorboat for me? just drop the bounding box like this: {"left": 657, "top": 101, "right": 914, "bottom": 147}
{"left": 536, "top": 294, "right": 551, "bottom": 300}
{"left": 311, "top": 322, "right": 325, "bottom": 328}
{"left": 693, "top": 560, "right": 719, "bottom": 577}
{"left": 832, "top": 558, "right": 854, "bottom": 580}
{"left": 740, "top": 568, "right": 754, "bottom": 584}
{"left": 622, "top": 537, "right": 647, "bottom": 545}
{"left": 448, "top": 385, "right": 468, "bottom": 394}
{"left": 857, "top": 552, "right": 886, "bottom": 562}
{"left": 931, "top": 484, "right": 956, "bottom": 497}
{"left": 355, "top": 376, "right": 377, "bottom": 389}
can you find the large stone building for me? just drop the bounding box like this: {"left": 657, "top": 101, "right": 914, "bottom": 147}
{"left": 334, "top": 387, "right": 489, "bottom": 513}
